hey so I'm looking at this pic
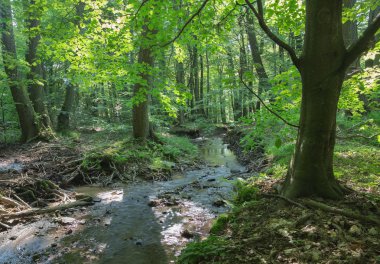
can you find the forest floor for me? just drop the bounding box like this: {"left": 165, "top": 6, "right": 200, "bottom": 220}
{"left": 0, "top": 125, "right": 379, "bottom": 263}
{"left": 178, "top": 127, "right": 380, "bottom": 264}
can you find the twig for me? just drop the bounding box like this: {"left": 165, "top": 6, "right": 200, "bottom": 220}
{"left": 12, "top": 194, "right": 31, "bottom": 208}
{"left": 162, "top": 0, "right": 210, "bottom": 47}
{"left": 336, "top": 133, "right": 379, "bottom": 140}
{"left": 0, "top": 221, "right": 10, "bottom": 229}
{"left": 0, "top": 195, "right": 23, "bottom": 208}
{"left": 302, "top": 199, "right": 380, "bottom": 225}
{"left": 240, "top": 78, "right": 299, "bottom": 129}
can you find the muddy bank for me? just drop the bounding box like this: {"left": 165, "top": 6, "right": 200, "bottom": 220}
{"left": 0, "top": 137, "right": 248, "bottom": 263}
{"left": 224, "top": 127, "right": 267, "bottom": 172}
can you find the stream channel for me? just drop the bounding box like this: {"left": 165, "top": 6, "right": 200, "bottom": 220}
{"left": 0, "top": 137, "right": 247, "bottom": 264}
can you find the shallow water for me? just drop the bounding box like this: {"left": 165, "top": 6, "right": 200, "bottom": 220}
{"left": 0, "top": 137, "right": 246, "bottom": 264}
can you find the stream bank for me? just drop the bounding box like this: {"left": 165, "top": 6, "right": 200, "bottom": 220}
{"left": 0, "top": 137, "right": 248, "bottom": 263}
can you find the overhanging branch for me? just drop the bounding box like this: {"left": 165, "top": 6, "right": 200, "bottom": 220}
{"left": 239, "top": 77, "right": 299, "bottom": 129}
{"left": 244, "top": 0, "right": 301, "bottom": 70}
{"left": 343, "top": 12, "right": 380, "bottom": 70}
{"left": 162, "top": 0, "right": 210, "bottom": 47}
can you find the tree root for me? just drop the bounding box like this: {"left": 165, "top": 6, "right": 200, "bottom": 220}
{"left": 302, "top": 199, "right": 380, "bottom": 226}
{"left": 261, "top": 193, "right": 380, "bottom": 225}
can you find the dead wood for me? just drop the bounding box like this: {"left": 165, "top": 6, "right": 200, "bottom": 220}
{"left": 0, "top": 195, "right": 24, "bottom": 208}
{"left": 0, "top": 199, "right": 93, "bottom": 219}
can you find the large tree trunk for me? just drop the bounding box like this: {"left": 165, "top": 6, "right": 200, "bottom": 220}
{"left": 132, "top": 23, "right": 153, "bottom": 139}
{"left": 0, "top": 0, "right": 39, "bottom": 142}
{"left": 25, "top": 0, "right": 51, "bottom": 129}
{"left": 282, "top": 0, "right": 347, "bottom": 199}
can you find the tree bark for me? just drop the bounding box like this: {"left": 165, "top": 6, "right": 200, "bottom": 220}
{"left": 25, "top": 0, "right": 52, "bottom": 129}
{"left": 246, "top": 13, "right": 269, "bottom": 110}
{"left": 282, "top": 0, "right": 348, "bottom": 199}
{"left": 342, "top": 0, "right": 360, "bottom": 71}
{"left": 57, "top": 83, "right": 76, "bottom": 131}
{"left": 132, "top": 23, "right": 154, "bottom": 139}
{"left": 0, "top": 0, "right": 39, "bottom": 142}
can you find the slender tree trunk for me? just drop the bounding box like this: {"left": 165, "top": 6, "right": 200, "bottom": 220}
{"left": 282, "top": 0, "right": 347, "bottom": 199}
{"left": 246, "top": 13, "right": 269, "bottom": 110}
{"left": 200, "top": 54, "right": 205, "bottom": 116}
{"left": 226, "top": 49, "right": 241, "bottom": 121}
{"left": 57, "top": 83, "right": 76, "bottom": 131}
{"left": 57, "top": 1, "right": 85, "bottom": 130}
{"left": 176, "top": 61, "right": 185, "bottom": 125}
{"left": 365, "top": 6, "right": 380, "bottom": 67}
{"left": 342, "top": 0, "right": 360, "bottom": 71}
{"left": 0, "top": 0, "right": 39, "bottom": 142}
{"left": 205, "top": 49, "right": 211, "bottom": 118}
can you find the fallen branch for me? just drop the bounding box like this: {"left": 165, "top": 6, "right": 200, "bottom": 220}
{"left": 0, "top": 199, "right": 93, "bottom": 219}
{"left": 12, "top": 194, "right": 31, "bottom": 209}
{"left": 0, "top": 221, "right": 10, "bottom": 229}
{"left": 0, "top": 195, "right": 23, "bottom": 208}
{"left": 302, "top": 199, "right": 380, "bottom": 225}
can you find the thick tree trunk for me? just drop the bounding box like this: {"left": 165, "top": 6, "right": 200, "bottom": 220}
{"left": 132, "top": 24, "right": 153, "bottom": 139}
{"left": 0, "top": 0, "right": 39, "bottom": 142}
{"left": 282, "top": 0, "right": 347, "bottom": 199}
{"left": 25, "top": 0, "right": 51, "bottom": 129}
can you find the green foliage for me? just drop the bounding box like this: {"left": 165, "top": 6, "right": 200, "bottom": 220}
{"left": 233, "top": 179, "right": 259, "bottom": 206}
{"left": 178, "top": 236, "right": 230, "bottom": 264}
{"left": 210, "top": 214, "right": 230, "bottom": 235}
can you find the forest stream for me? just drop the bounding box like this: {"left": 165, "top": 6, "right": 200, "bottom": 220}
{"left": 0, "top": 137, "right": 247, "bottom": 264}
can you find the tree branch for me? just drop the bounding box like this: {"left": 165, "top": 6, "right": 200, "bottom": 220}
{"left": 244, "top": 0, "right": 301, "bottom": 70}
{"left": 343, "top": 12, "right": 380, "bottom": 70}
{"left": 162, "top": 0, "right": 210, "bottom": 47}
{"left": 239, "top": 77, "right": 299, "bottom": 129}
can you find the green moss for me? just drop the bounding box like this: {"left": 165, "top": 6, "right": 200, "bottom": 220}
{"left": 210, "top": 214, "right": 229, "bottom": 235}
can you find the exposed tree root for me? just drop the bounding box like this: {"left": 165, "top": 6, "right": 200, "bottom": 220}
{"left": 302, "top": 199, "right": 380, "bottom": 225}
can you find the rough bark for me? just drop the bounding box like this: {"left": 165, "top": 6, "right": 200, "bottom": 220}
{"left": 25, "top": 0, "right": 52, "bottom": 129}
{"left": 282, "top": 0, "right": 352, "bottom": 199}
{"left": 0, "top": 0, "right": 39, "bottom": 142}
{"left": 57, "top": 83, "right": 76, "bottom": 131}
{"left": 132, "top": 23, "right": 154, "bottom": 140}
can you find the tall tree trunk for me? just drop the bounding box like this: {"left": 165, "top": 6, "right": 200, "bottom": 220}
{"left": 176, "top": 61, "right": 185, "bottom": 125}
{"left": 342, "top": 0, "right": 360, "bottom": 71}
{"left": 205, "top": 49, "right": 211, "bottom": 118}
{"left": 57, "top": 83, "right": 76, "bottom": 131}
{"left": 0, "top": 0, "right": 39, "bottom": 142}
{"left": 282, "top": 0, "right": 347, "bottom": 199}
{"left": 238, "top": 20, "right": 248, "bottom": 118}
{"left": 132, "top": 24, "right": 153, "bottom": 139}
{"left": 226, "top": 48, "right": 241, "bottom": 121}
{"left": 200, "top": 54, "right": 205, "bottom": 116}
{"left": 246, "top": 13, "right": 269, "bottom": 110}
{"left": 218, "top": 64, "right": 227, "bottom": 123}
{"left": 365, "top": 6, "right": 380, "bottom": 67}
{"left": 57, "top": 1, "right": 85, "bottom": 130}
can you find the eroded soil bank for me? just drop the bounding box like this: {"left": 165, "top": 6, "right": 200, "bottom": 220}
{"left": 0, "top": 137, "right": 247, "bottom": 263}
